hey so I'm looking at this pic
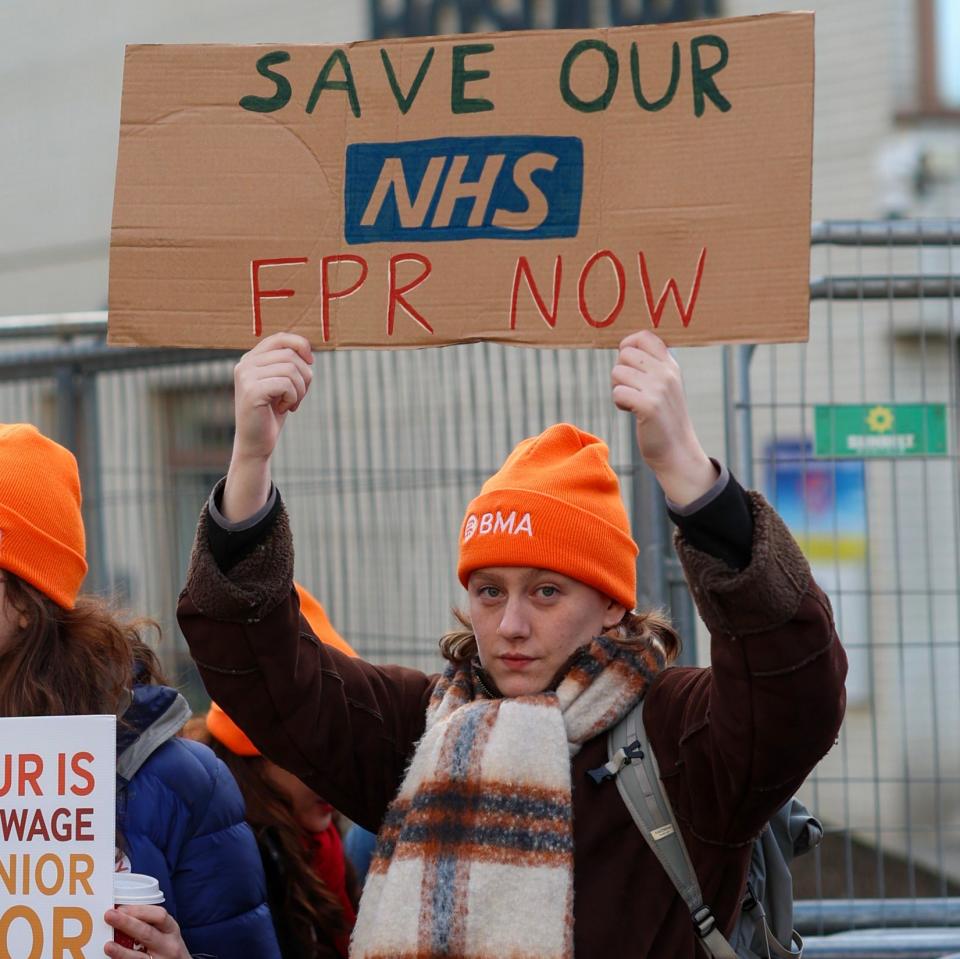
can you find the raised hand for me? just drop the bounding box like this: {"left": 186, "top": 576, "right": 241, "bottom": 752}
{"left": 232, "top": 332, "right": 314, "bottom": 462}
{"left": 223, "top": 332, "right": 314, "bottom": 522}
{"left": 611, "top": 330, "right": 717, "bottom": 507}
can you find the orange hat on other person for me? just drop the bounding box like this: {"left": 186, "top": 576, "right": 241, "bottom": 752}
{"left": 206, "top": 701, "right": 260, "bottom": 757}
{"left": 208, "top": 586, "right": 355, "bottom": 757}
{"left": 457, "top": 424, "right": 638, "bottom": 610}
{"left": 295, "top": 582, "right": 357, "bottom": 657}
{"left": 0, "top": 423, "right": 88, "bottom": 609}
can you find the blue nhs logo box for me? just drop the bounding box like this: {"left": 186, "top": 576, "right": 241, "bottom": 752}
{"left": 344, "top": 135, "right": 583, "bottom": 244}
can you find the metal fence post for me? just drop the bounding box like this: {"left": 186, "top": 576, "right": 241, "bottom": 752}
{"left": 737, "top": 343, "right": 756, "bottom": 489}
{"left": 53, "top": 358, "right": 108, "bottom": 596}
{"left": 630, "top": 438, "right": 698, "bottom": 665}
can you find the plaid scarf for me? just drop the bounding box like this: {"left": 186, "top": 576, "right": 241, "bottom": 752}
{"left": 350, "top": 634, "right": 664, "bottom": 959}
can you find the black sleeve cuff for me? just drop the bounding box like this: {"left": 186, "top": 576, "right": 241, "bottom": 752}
{"left": 206, "top": 478, "right": 284, "bottom": 572}
{"left": 667, "top": 468, "right": 754, "bottom": 571}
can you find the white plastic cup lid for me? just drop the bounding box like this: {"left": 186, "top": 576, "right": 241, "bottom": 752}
{"left": 113, "top": 873, "right": 165, "bottom": 906}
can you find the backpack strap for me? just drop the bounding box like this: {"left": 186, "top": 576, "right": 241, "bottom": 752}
{"left": 600, "top": 697, "right": 739, "bottom": 959}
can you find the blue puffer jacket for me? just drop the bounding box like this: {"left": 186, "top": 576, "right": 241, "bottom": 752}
{"left": 117, "top": 684, "right": 281, "bottom": 958}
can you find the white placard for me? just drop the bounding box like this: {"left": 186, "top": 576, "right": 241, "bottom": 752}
{"left": 0, "top": 715, "right": 116, "bottom": 958}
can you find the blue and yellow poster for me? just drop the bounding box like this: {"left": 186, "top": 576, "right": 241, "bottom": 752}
{"left": 766, "top": 440, "right": 869, "bottom": 704}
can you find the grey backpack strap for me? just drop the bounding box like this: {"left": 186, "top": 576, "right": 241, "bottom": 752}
{"left": 606, "top": 697, "right": 739, "bottom": 959}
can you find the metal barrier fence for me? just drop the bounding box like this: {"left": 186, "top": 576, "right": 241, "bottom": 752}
{"left": 728, "top": 219, "right": 960, "bottom": 955}
{"left": 1, "top": 219, "right": 959, "bottom": 953}
{"left": 0, "top": 318, "right": 697, "bottom": 700}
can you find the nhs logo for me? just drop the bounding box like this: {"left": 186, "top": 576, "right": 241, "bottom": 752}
{"left": 344, "top": 135, "right": 583, "bottom": 244}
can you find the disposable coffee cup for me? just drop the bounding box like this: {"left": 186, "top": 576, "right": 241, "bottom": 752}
{"left": 113, "top": 873, "right": 165, "bottom": 951}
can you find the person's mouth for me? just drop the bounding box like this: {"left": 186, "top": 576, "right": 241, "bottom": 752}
{"left": 499, "top": 654, "right": 537, "bottom": 671}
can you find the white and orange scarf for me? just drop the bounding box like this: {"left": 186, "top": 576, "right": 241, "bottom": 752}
{"left": 351, "top": 635, "right": 664, "bottom": 959}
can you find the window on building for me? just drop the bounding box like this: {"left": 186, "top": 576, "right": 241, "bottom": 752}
{"left": 370, "top": 0, "right": 718, "bottom": 38}
{"left": 918, "top": 0, "right": 960, "bottom": 115}
{"left": 933, "top": 0, "right": 960, "bottom": 107}
{"left": 164, "top": 388, "right": 233, "bottom": 559}
{"left": 161, "top": 382, "right": 234, "bottom": 704}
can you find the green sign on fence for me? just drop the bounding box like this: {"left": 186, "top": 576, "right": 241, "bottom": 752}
{"left": 814, "top": 404, "right": 948, "bottom": 458}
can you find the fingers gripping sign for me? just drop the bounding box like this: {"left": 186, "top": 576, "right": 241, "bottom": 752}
{"left": 611, "top": 330, "right": 685, "bottom": 466}
{"left": 611, "top": 330, "right": 718, "bottom": 507}
{"left": 233, "top": 332, "right": 315, "bottom": 457}
{"left": 224, "top": 331, "right": 315, "bottom": 523}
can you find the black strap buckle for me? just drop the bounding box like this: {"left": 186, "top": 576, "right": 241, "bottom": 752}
{"left": 588, "top": 740, "right": 645, "bottom": 784}
{"left": 587, "top": 765, "right": 613, "bottom": 784}
{"left": 692, "top": 905, "right": 717, "bottom": 939}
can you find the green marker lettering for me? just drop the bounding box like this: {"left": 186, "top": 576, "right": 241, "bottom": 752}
{"left": 451, "top": 43, "right": 495, "bottom": 114}
{"left": 239, "top": 51, "right": 292, "bottom": 113}
{"left": 560, "top": 39, "right": 618, "bottom": 113}
{"left": 381, "top": 47, "right": 435, "bottom": 114}
{"left": 690, "top": 35, "right": 731, "bottom": 117}
{"left": 629, "top": 41, "right": 679, "bottom": 112}
{"left": 306, "top": 49, "right": 361, "bottom": 118}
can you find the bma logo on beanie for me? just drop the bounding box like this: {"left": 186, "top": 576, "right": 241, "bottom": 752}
{"left": 462, "top": 510, "right": 534, "bottom": 543}
{"left": 458, "top": 424, "right": 638, "bottom": 609}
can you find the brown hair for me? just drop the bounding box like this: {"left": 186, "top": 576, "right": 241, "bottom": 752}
{"left": 0, "top": 573, "right": 166, "bottom": 718}
{"left": 439, "top": 607, "right": 682, "bottom": 666}
{"left": 187, "top": 723, "right": 350, "bottom": 957}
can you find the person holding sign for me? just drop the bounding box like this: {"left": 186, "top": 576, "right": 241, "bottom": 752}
{"left": 0, "top": 424, "right": 281, "bottom": 959}
{"left": 178, "top": 331, "right": 847, "bottom": 958}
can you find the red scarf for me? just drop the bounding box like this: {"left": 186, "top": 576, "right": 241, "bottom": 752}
{"left": 310, "top": 822, "right": 356, "bottom": 957}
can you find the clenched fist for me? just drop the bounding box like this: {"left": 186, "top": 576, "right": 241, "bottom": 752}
{"left": 611, "top": 330, "right": 717, "bottom": 507}
{"left": 223, "top": 332, "right": 314, "bottom": 522}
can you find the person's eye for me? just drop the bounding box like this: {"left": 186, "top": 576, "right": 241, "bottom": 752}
{"left": 477, "top": 585, "right": 501, "bottom": 599}
{"left": 536, "top": 585, "right": 559, "bottom": 599}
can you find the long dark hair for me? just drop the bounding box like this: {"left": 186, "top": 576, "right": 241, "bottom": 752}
{"left": 190, "top": 725, "right": 350, "bottom": 959}
{"left": 0, "top": 573, "right": 166, "bottom": 717}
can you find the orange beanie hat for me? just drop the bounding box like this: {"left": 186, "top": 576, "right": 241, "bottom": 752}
{"left": 206, "top": 701, "right": 260, "bottom": 756}
{"left": 458, "top": 424, "right": 638, "bottom": 610}
{"left": 0, "top": 424, "right": 88, "bottom": 609}
{"left": 295, "top": 582, "right": 357, "bottom": 658}
{"left": 207, "top": 584, "right": 356, "bottom": 757}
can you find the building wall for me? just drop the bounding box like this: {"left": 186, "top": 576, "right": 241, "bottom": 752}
{"left": 0, "top": 1, "right": 367, "bottom": 316}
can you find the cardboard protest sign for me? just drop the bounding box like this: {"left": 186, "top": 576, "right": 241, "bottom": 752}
{"left": 0, "top": 716, "right": 115, "bottom": 958}
{"left": 108, "top": 13, "right": 813, "bottom": 351}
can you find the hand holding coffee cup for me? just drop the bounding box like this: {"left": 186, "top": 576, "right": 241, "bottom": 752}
{"left": 105, "top": 874, "right": 190, "bottom": 959}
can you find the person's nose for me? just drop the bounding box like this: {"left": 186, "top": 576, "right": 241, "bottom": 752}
{"left": 497, "top": 596, "right": 532, "bottom": 641}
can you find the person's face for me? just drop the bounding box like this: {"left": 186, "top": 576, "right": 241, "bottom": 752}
{"left": 262, "top": 760, "right": 334, "bottom": 834}
{"left": 0, "top": 574, "right": 22, "bottom": 656}
{"left": 467, "top": 567, "right": 626, "bottom": 697}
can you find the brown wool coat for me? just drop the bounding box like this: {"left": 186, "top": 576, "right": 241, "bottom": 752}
{"left": 178, "top": 492, "right": 847, "bottom": 958}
